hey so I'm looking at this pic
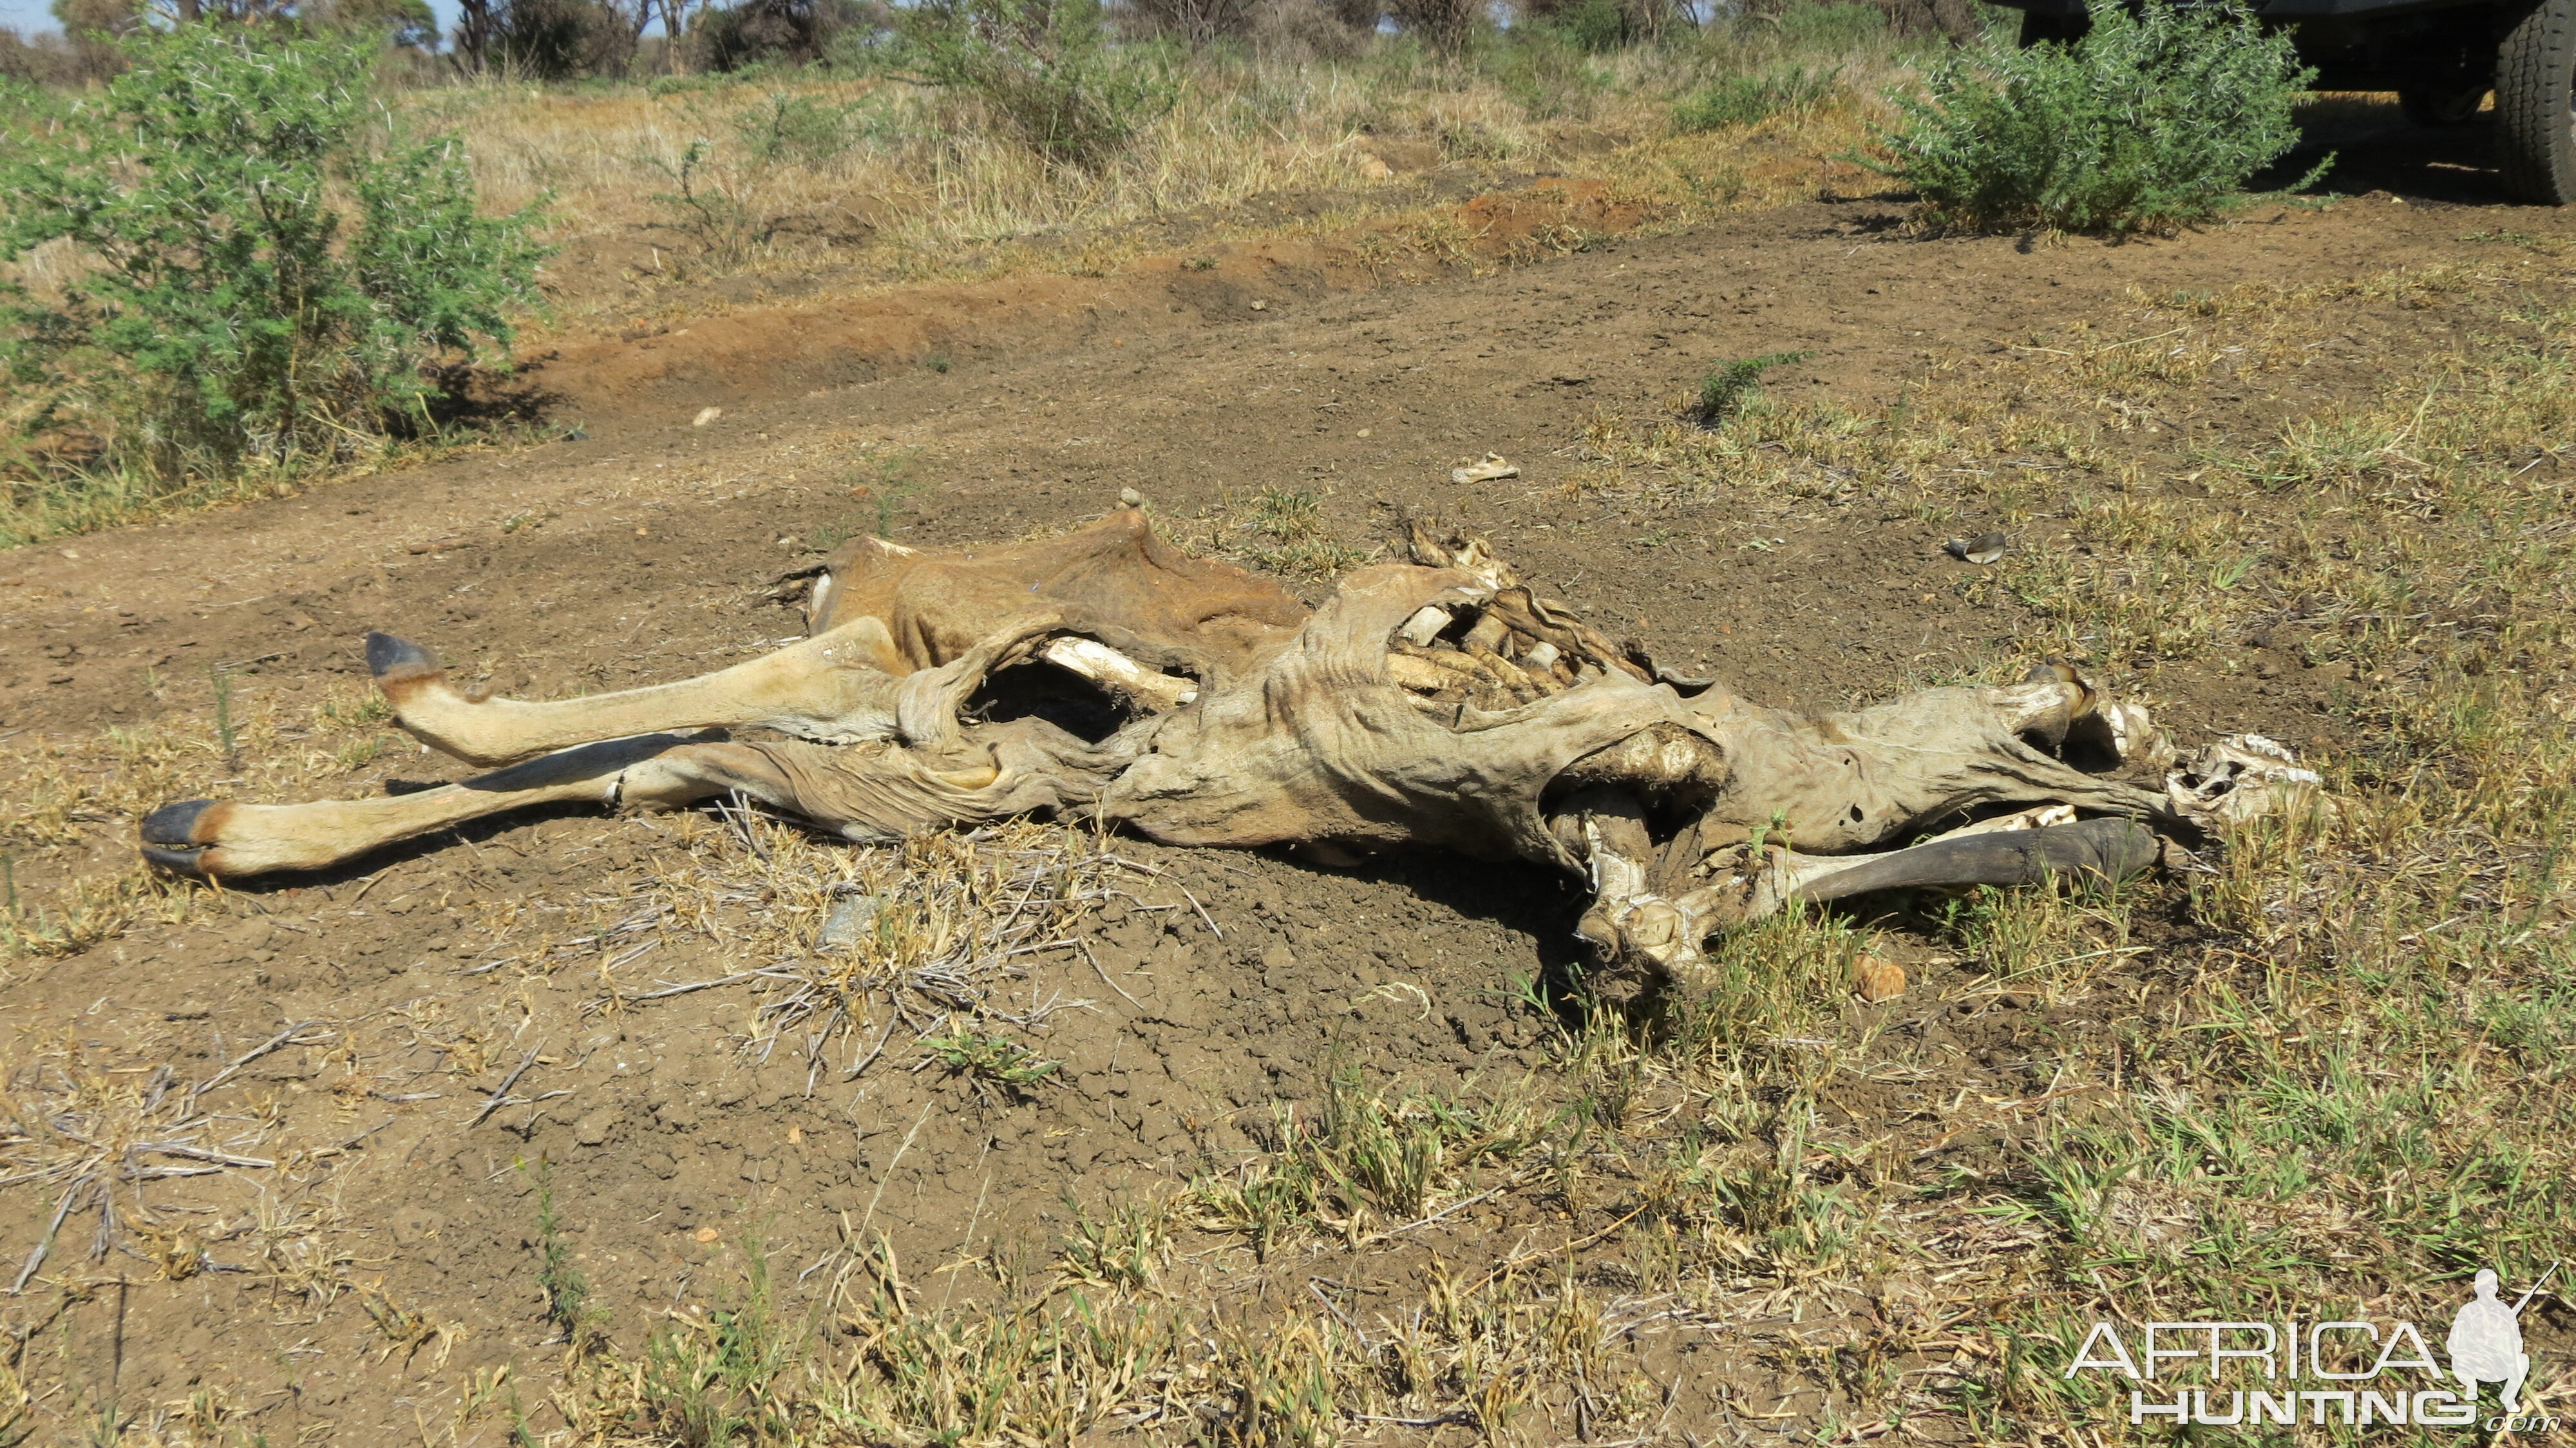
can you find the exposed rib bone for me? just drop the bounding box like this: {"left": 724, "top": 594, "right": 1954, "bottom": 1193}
{"left": 1397, "top": 605, "right": 1451, "bottom": 647}
{"left": 1037, "top": 636, "right": 1198, "bottom": 712}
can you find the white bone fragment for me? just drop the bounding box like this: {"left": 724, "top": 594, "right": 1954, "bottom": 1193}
{"left": 1037, "top": 636, "right": 1198, "bottom": 712}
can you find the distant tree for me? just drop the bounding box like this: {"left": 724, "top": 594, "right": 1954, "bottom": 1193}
{"left": 305, "top": 0, "right": 440, "bottom": 48}
{"left": 453, "top": 0, "right": 632, "bottom": 74}
{"left": 895, "top": 0, "right": 1179, "bottom": 169}
{"left": 0, "top": 24, "right": 86, "bottom": 82}
{"left": 51, "top": 0, "right": 144, "bottom": 77}
{"left": 1117, "top": 0, "right": 1255, "bottom": 46}
{"left": 695, "top": 0, "right": 878, "bottom": 68}
{"left": 1384, "top": 0, "right": 1480, "bottom": 48}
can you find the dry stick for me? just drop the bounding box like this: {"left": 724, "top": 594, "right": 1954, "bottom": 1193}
{"left": 1103, "top": 855, "right": 1222, "bottom": 938}
{"left": 717, "top": 793, "right": 772, "bottom": 863}
{"left": 620, "top": 969, "right": 764, "bottom": 1003}
{"left": 9, "top": 1182, "right": 84, "bottom": 1294}
{"left": 1307, "top": 1279, "right": 1372, "bottom": 1351}
{"left": 1361, "top": 1181, "right": 1513, "bottom": 1248}
{"left": 469, "top": 1043, "right": 547, "bottom": 1127}
{"left": 126, "top": 1143, "right": 274, "bottom": 1169}
{"left": 188, "top": 1020, "right": 327, "bottom": 1109}
{"left": 859, "top": 1100, "right": 934, "bottom": 1237}
{"left": 844, "top": 1009, "right": 904, "bottom": 1081}
{"left": 1077, "top": 940, "right": 1146, "bottom": 1010}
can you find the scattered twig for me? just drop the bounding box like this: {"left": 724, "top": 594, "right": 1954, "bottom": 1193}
{"left": 621, "top": 969, "right": 764, "bottom": 1003}
{"left": 189, "top": 1020, "right": 326, "bottom": 1108}
{"left": 1077, "top": 939, "right": 1146, "bottom": 1009}
{"left": 469, "top": 1042, "right": 548, "bottom": 1127}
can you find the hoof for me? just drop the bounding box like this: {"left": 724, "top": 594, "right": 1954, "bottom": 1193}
{"left": 365, "top": 631, "right": 440, "bottom": 681}
{"left": 141, "top": 798, "right": 217, "bottom": 846}
{"left": 141, "top": 843, "right": 211, "bottom": 878}
{"left": 140, "top": 799, "right": 223, "bottom": 877}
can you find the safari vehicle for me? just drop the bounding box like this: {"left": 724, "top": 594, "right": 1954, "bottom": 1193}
{"left": 1991, "top": 0, "right": 2576, "bottom": 204}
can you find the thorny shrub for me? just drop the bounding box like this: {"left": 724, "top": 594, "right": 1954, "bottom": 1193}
{"left": 1865, "top": 3, "right": 2316, "bottom": 234}
{"left": 0, "top": 24, "right": 547, "bottom": 480}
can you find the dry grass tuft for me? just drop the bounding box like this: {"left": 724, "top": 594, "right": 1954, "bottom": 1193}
{"left": 386, "top": 20, "right": 1922, "bottom": 327}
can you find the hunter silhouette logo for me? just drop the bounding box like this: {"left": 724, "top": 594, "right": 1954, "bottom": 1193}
{"left": 2063, "top": 1262, "right": 2561, "bottom": 1431}
{"left": 2448, "top": 1263, "right": 2554, "bottom": 1415}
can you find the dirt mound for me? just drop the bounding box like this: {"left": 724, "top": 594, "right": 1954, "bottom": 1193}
{"left": 507, "top": 180, "right": 1653, "bottom": 428}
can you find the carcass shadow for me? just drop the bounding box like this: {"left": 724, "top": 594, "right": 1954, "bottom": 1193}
{"left": 2265, "top": 96, "right": 2519, "bottom": 207}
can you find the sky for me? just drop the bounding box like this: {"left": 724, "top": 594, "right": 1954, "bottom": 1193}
{"left": 3, "top": 0, "right": 469, "bottom": 39}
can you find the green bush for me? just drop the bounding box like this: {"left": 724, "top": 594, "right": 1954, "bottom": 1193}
{"left": 1865, "top": 3, "right": 2317, "bottom": 234}
{"left": 1672, "top": 64, "right": 1841, "bottom": 131}
{"left": 1694, "top": 349, "right": 1808, "bottom": 426}
{"left": 0, "top": 24, "right": 547, "bottom": 477}
{"left": 893, "top": 0, "right": 1179, "bottom": 171}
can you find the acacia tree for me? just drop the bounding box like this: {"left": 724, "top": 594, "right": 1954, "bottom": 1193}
{"left": 0, "top": 25, "right": 547, "bottom": 473}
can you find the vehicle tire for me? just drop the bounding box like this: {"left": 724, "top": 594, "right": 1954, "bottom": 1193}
{"left": 2400, "top": 84, "right": 2488, "bottom": 125}
{"left": 2018, "top": 8, "right": 2090, "bottom": 46}
{"left": 2497, "top": 0, "right": 2576, "bottom": 203}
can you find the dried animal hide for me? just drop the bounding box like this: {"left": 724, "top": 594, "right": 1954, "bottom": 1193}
{"left": 140, "top": 508, "right": 2322, "bottom": 1003}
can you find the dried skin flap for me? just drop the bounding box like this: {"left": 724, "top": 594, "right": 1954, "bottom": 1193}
{"left": 1106, "top": 564, "right": 1720, "bottom": 864}
{"left": 808, "top": 508, "right": 1309, "bottom": 681}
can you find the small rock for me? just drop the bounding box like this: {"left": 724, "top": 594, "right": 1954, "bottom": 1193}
{"left": 1853, "top": 955, "right": 1907, "bottom": 1002}
{"left": 819, "top": 894, "right": 885, "bottom": 948}
{"left": 573, "top": 1111, "right": 613, "bottom": 1147}
{"left": 694, "top": 1225, "right": 721, "bottom": 1243}
{"left": 165, "top": 1002, "right": 212, "bottom": 1021}
{"left": 1944, "top": 532, "right": 2008, "bottom": 565}
{"left": 1119, "top": 487, "right": 1146, "bottom": 509}
{"left": 692, "top": 406, "right": 723, "bottom": 427}
{"left": 1249, "top": 299, "right": 1268, "bottom": 311}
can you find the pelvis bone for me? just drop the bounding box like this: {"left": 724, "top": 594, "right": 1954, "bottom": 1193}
{"left": 138, "top": 508, "right": 2317, "bottom": 1002}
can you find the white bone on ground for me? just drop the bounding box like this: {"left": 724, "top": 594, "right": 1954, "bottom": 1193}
{"left": 1398, "top": 605, "right": 1451, "bottom": 648}
{"left": 1037, "top": 636, "right": 1200, "bottom": 710}
{"left": 1520, "top": 640, "right": 1560, "bottom": 671}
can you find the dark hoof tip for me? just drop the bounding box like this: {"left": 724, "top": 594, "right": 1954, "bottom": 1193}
{"left": 141, "top": 798, "right": 216, "bottom": 846}
{"left": 141, "top": 843, "right": 210, "bottom": 878}
{"left": 365, "top": 631, "right": 439, "bottom": 680}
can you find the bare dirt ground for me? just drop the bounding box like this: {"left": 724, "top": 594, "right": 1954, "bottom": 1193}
{"left": 3, "top": 113, "right": 2573, "bottom": 1445}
